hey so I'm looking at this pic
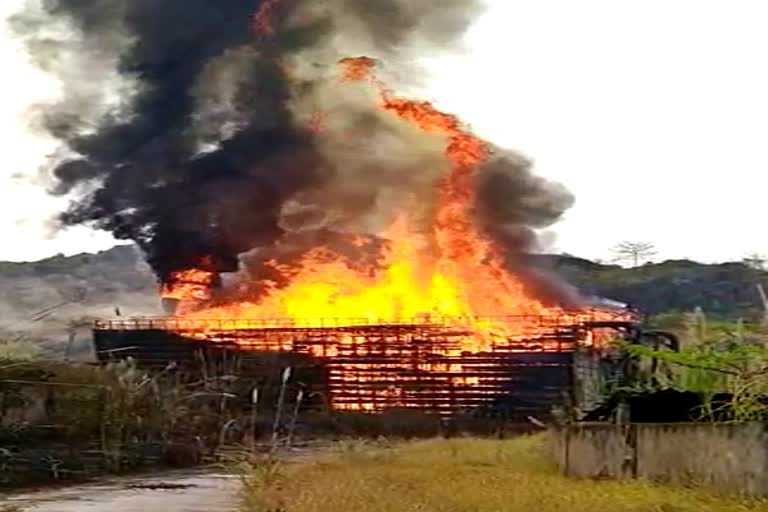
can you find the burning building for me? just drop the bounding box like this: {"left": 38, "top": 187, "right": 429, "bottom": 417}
{"left": 93, "top": 314, "right": 650, "bottom": 419}
{"left": 14, "top": 1, "right": 660, "bottom": 419}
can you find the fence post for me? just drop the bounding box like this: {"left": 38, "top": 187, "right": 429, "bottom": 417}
{"left": 271, "top": 367, "right": 292, "bottom": 450}
{"left": 250, "top": 387, "right": 259, "bottom": 454}
{"left": 99, "top": 387, "right": 110, "bottom": 470}
{"left": 621, "top": 423, "right": 638, "bottom": 479}
{"left": 286, "top": 388, "right": 305, "bottom": 447}
{"left": 562, "top": 426, "right": 570, "bottom": 476}
{"left": 631, "top": 424, "right": 639, "bottom": 479}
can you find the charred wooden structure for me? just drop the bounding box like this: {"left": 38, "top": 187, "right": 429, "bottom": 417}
{"left": 92, "top": 315, "right": 653, "bottom": 421}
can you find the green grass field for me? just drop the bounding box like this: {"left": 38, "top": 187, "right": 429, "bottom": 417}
{"left": 241, "top": 436, "right": 768, "bottom": 512}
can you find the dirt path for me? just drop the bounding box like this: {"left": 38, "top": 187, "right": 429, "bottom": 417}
{"left": 2, "top": 470, "right": 240, "bottom": 511}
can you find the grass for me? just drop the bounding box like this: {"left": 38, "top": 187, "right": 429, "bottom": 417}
{"left": 0, "top": 338, "right": 41, "bottom": 360}
{"left": 241, "top": 436, "right": 768, "bottom": 512}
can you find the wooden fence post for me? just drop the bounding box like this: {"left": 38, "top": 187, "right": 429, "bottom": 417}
{"left": 563, "top": 426, "right": 570, "bottom": 476}
{"left": 271, "top": 367, "right": 292, "bottom": 450}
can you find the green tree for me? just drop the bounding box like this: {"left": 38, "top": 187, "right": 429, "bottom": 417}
{"left": 743, "top": 253, "right": 767, "bottom": 271}
{"left": 611, "top": 241, "right": 657, "bottom": 267}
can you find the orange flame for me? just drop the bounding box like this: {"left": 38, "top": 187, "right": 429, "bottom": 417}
{"left": 179, "top": 59, "right": 608, "bottom": 341}
{"left": 161, "top": 268, "right": 216, "bottom": 306}
{"left": 166, "top": 57, "right": 630, "bottom": 412}
{"left": 337, "top": 56, "right": 378, "bottom": 82}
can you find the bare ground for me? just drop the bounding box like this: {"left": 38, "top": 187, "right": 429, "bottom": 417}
{"left": 2, "top": 469, "right": 240, "bottom": 512}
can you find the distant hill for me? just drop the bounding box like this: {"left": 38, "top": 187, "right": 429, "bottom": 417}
{"left": 0, "top": 244, "right": 159, "bottom": 316}
{"left": 533, "top": 255, "right": 767, "bottom": 319}
{"left": 0, "top": 245, "right": 160, "bottom": 352}
{"left": 1, "top": 246, "right": 765, "bottom": 352}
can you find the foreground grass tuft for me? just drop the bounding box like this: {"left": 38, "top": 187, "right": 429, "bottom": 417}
{"left": 241, "top": 436, "right": 768, "bottom": 512}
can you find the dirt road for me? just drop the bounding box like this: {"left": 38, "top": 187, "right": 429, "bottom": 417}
{"left": 2, "top": 470, "right": 240, "bottom": 511}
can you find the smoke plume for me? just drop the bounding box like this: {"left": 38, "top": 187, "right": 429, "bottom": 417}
{"left": 11, "top": 0, "right": 574, "bottom": 299}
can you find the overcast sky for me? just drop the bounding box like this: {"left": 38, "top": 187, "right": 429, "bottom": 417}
{"left": 0, "top": 0, "right": 766, "bottom": 263}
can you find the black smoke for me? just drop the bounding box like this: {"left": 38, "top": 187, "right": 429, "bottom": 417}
{"left": 10, "top": 0, "right": 488, "bottom": 284}
{"left": 475, "top": 152, "right": 577, "bottom": 306}
{"left": 13, "top": 1, "right": 326, "bottom": 281}
{"left": 11, "top": 0, "right": 576, "bottom": 306}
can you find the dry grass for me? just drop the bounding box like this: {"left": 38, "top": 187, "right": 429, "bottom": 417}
{"left": 241, "top": 435, "right": 768, "bottom": 512}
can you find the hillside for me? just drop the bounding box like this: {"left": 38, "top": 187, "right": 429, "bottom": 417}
{"left": 535, "top": 255, "right": 767, "bottom": 319}
{"left": 1, "top": 246, "right": 765, "bottom": 353}
{"left": 0, "top": 245, "right": 159, "bottom": 354}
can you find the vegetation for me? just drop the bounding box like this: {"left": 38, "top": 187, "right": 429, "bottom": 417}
{"left": 241, "top": 436, "right": 768, "bottom": 512}
{"left": 627, "top": 343, "right": 768, "bottom": 421}
{"left": 0, "top": 356, "right": 261, "bottom": 486}
{"left": 743, "top": 253, "right": 767, "bottom": 271}
{"left": 610, "top": 240, "right": 658, "bottom": 266}
{"left": 0, "top": 336, "right": 41, "bottom": 360}
{"left": 545, "top": 254, "right": 768, "bottom": 318}
{"left": 617, "top": 311, "right": 768, "bottom": 420}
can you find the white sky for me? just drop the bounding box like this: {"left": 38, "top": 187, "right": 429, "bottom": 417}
{"left": 0, "top": 0, "right": 766, "bottom": 263}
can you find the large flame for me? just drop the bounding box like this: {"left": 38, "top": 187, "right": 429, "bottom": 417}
{"left": 165, "top": 58, "right": 620, "bottom": 350}
{"left": 161, "top": 268, "right": 215, "bottom": 301}
{"left": 154, "top": 58, "right": 632, "bottom": 413}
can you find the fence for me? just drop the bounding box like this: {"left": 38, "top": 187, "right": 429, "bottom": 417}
{"left": 552, "top": 422, "right": 768, "bottom": 495}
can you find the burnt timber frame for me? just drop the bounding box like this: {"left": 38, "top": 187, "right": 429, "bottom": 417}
{"left": 93, "top": 314, "right": 637, "bottom": 420}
